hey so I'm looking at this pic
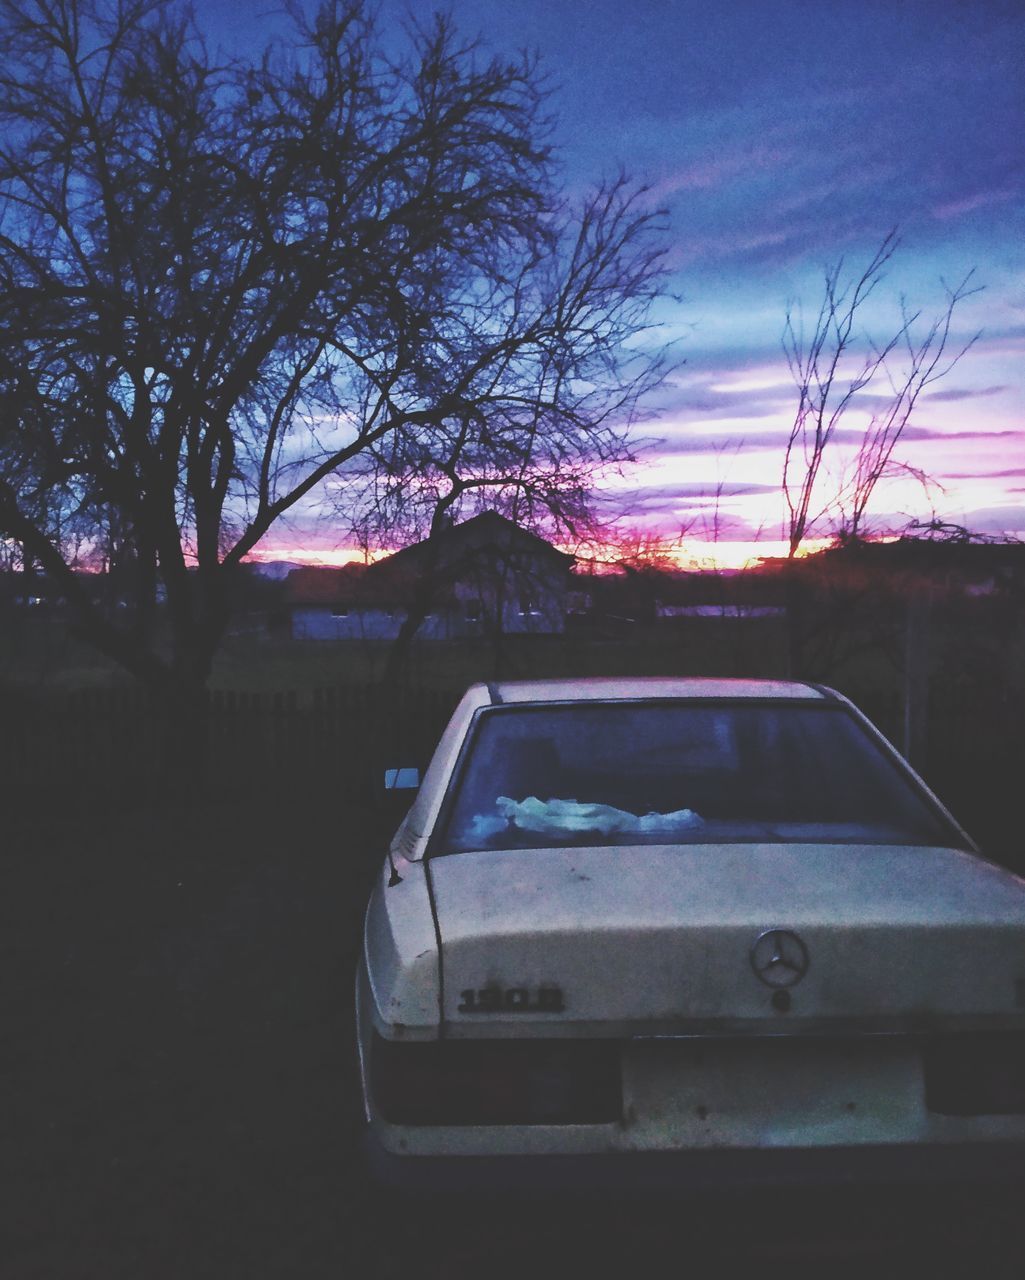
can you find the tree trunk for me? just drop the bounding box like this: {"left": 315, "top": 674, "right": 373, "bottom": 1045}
{"left": 151, "top": 668, "right": 213, "bottom": 802}
{"left": 383, "top": 596, "right": 431, "bottom": 685}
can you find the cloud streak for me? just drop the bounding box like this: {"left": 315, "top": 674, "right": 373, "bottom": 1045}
{"left": 617, "top": 481, "right": 779, "bottom": 501}
{"left": 941, "top": 467, "right": 1025, "bottom": 481}
{"left": 644, "top": 423, "right": 1025, "bottom": 462}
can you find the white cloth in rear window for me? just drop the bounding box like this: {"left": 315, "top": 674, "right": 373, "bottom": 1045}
{"left": 466, "top": 795, "right": 703, "bottom": 842}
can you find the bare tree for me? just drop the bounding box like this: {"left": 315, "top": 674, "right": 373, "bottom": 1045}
{"left": 330, "top": 171, "right": 671, "bottom": 673}
{"left": 781, "top": 231, "right": 979, "bottom": 556}
{"left": 589, "top": 527, "right": 685, "bottom": 576}
{"left": 0, "top": 0, "right": 670, "bottom": 728}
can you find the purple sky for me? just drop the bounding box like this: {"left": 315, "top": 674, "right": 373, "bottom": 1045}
{"left": 202, "top": 0, "right": 1025, "bottom": 561}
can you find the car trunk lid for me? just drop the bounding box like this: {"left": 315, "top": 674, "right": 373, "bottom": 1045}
{"left": 428, "top": 843, "right": 1025, "bottom": 1034}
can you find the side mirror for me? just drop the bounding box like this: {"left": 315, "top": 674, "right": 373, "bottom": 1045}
{"left": 383, "top": 766, "right": 420, "bottom": 791}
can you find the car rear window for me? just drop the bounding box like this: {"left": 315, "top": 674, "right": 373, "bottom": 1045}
{"left": 436, "top": 701, "right": 963, "bottom": 853}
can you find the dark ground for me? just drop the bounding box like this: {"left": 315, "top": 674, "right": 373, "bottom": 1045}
{"left": 5, "top": 797, "right": 1024, "bottom": 1279}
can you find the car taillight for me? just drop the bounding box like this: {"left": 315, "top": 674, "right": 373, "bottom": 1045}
{"left": 370, "top": 1033, "right": 622, "bottom": 1125}
{"left": 923, "top": 1032, "right": 1025, "bottom": 1115}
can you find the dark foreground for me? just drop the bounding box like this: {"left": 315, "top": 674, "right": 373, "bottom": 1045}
{"left": 5, "top": 800, "right": 1023, "bottom": 1279}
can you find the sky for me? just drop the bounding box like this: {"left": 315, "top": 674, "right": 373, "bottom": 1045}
{"left": 204, "top": 0, "right": 1025, "bottom": 568}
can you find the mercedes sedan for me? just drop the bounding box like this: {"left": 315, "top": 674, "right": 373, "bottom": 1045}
{"left": 356, "top": 678, "right": 1025, "bottom": 1191}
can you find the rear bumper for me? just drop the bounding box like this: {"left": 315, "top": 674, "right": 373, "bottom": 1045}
{"left": 365, "top": 1127, "right": 1025, "bottom": 1194}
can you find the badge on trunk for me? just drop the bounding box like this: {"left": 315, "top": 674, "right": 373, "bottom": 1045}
{"left": 458, "top": 985, "right": 565, "bottom": 1013}
{"left": 750, "top": 929, "right": 809, "bottom": 988}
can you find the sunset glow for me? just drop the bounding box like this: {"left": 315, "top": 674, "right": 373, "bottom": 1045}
{"left": 243, "top": 535, "right": 837, "bottom": 574}
{"left": 245, "top": 546, "right": 373, "bottom": 569}
{"left": 230, "top": 0, "right": 1023, "bottom": 569}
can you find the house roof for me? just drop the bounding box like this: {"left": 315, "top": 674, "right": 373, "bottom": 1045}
{"left": 283, "top": 513, "right": 572, "bottom": 609}
{"left": 824, "top": 537, "right": 1025, "bottom": 574}
{"left": 371, "top": 510, "right": 575, "bottom": 575}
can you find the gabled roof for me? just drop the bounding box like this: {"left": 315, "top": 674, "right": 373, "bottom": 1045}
{"left": 370, "top": 510, "right": 574, "bottom": 575}
{"left": 283, "top": 513, "right": 572, "bottom": 609}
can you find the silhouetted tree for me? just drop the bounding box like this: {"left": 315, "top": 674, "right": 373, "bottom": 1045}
{"left": 0, "top": 0, "right": 669, "bottom": 728}
{"left": 331, "top": 168, "right": 671, "bottom": 675}
{"left": 781, "top": 231, "right": 979, "bottom": 557}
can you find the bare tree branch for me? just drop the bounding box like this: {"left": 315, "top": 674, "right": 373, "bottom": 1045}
{"left": 781, "top": 232, "right": 980, "bottom": 556}
{"left": 0, "top": 0, "right": 672, "bottom": 702}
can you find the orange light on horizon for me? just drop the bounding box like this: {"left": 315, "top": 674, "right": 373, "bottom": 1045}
{"left": 244, "top": 536, "right": 836, "bottom": 573}
{"left": 243, "top": 546, "right": 381, "bottom": 568}
{"left": 671, "top": 537, "right": 834, "bottom": 570}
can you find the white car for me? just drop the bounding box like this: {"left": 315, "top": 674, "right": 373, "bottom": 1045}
{"left": 356, "top": 677, "right": 1025, "bottom": 1190}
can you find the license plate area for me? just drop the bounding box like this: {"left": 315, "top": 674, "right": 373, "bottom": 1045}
{"left": 620, "top": 1036, "right": 923, "bottom": 1147}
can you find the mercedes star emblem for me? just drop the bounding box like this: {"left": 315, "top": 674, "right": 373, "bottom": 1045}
{"left": 750, "top": 928, "right": 810, "bottom": 988}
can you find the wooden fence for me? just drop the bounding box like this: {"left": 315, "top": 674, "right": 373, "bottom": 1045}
{"left": 0, "top": 683, "right": 460, "bottom": 807}
{"left": 0, "top": 661, "right": 1021, "bottom": 867}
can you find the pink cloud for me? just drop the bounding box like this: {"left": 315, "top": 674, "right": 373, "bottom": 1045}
{"left": 932, "top": 188, "right": 1017, "bottom": 221}
{"left": 647, "top": 145, "right": 791, "bottom": 201}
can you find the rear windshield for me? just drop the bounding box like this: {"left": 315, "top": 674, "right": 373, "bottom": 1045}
{"left": 436, "top": 701, "right": 962, "bottom": 854}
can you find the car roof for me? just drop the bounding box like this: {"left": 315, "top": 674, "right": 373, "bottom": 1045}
{"left": 485, "top": 677, "right": 828, "bottom": 703}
